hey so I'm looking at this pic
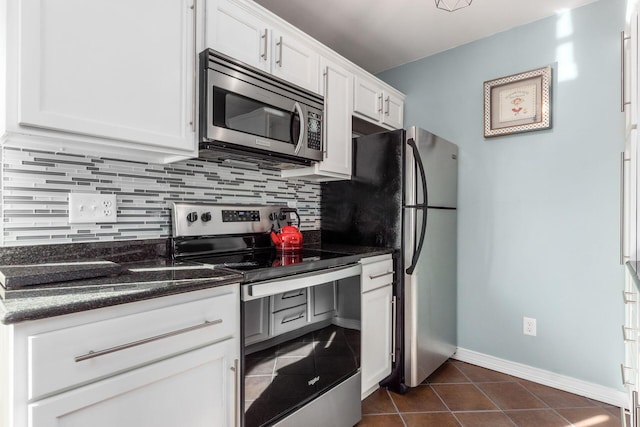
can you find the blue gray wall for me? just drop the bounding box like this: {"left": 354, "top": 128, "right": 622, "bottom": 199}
{"left": 379, "top": 0, "right": 625, "bottom": 389}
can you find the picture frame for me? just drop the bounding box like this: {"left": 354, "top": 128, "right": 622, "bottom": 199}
{"left": 483, "top": 66, "right": 552, "bottom": 138}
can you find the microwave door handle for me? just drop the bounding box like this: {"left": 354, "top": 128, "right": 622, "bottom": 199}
{"left": 292, "top": 102, "right": 305, "bottom": 154}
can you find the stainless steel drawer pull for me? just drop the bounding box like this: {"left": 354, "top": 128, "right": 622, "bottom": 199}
{"left": 281, "top": 312, "right": 305, "bottom": 324}
{"left": 622, "top": 31, "right": 631, "bottom": 112}
{"left": 369, "top": 271, "right": 393, "bottom": 280}
{"left": 281, "top": 290, "right": 305, "bottom": 299}
{"left": 623, "top": 325, "right": 638, "bottom": 342}
{"left": 231, "top": 358, "right": 239, "bottom": 427}
{"left": 624, "top": 291, "right": 638, "bottom": 304}
{"left": 276, "top": 36, "right": 283, "bottom": 67}
{"left": 633, "top": 390, "right": 639, "bottom": 427}
{"left": 260, "top": 29, "right": 268, "bottom": 60}
{"left": 621, "top": 364, "right": 636, "bottom": 386}
{"left": 621, "top": 152, "right": 626, "bottom": 265}
{"left": 391, "top": 295, "right": 397, "bottom": 363}
{"left": 75, "top": 319, "right": 222, "bottom": 362}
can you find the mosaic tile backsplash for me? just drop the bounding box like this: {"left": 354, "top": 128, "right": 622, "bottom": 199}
{"left": 1, "top": 147, "right": 321, "bottom": 246}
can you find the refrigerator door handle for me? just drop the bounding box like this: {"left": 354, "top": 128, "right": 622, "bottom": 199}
{"left": 406, "top": 138, "right": 429, "bottom": 275}
{"left": 407, "top": 138, "right": 429, "bottom": 207}
{"left": 406, "top": 206, "right": 427, "bottom": 275}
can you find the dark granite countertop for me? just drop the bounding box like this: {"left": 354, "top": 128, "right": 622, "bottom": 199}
{"left": 316, "top": 244, "right": 395, "bottom": 257}
{"left": 0, "top": 238, "right": 393, "bottom": 325}
{"left": 0, "top": 258, "right": 242, "bottom": 325}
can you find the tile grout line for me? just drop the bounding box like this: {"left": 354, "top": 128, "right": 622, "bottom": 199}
{"left": 384, "top": 388, "right": 408, "bottom": 427}
{"left": 449, "top": 361, "right": 593, "bottom": 427}
{"left": 361, "top": 361, "right": 623, "bottom": 426}
{"left": 429, "top": 362, "right": 470, "bottom": 426}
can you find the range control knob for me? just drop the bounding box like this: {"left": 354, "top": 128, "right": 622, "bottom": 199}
{"left": 186, "top": 212, "right": 198, "bottom": 223}
{"left": 201, "top": 212, "right": 212, "bottom": 222}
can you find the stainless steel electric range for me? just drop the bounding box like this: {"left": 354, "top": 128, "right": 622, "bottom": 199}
{"left": 172, "top": 203, "right": 363, "bottom": 427}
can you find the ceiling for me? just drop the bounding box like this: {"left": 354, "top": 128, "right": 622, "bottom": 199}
{"left": 253, "top": 0, "right": 600, "bottom": 74}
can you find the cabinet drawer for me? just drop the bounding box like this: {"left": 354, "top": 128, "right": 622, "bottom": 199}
{"left": 361, "top": 256, "right": 394, "bottom": 293}
{"left": 28, "top": 288, "right": 238, "bottom": 400}
{"left": 272, "top": 289, "right": 307, "bottom": 312}
{"left": 271, "top": 305, "right": 308, "bottom": 336}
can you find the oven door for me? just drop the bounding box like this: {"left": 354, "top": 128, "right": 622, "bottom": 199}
{"left": 242, "top": 264, "right": 362, "bottom": 427}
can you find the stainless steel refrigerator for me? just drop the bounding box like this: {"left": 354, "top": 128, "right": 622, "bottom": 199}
{"left": 321, "top": 126, "right": 458, "bottom": 391}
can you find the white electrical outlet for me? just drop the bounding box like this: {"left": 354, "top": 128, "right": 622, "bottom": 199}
{"left": 69, "top": 193, "right": 117, "bottom": 224}
{"left": 523, "top": 317, "right": 537, "bottom": 336}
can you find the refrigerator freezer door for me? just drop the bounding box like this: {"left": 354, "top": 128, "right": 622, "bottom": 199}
{"left": 406, "top": 127, "right": 458, "bottom": 209}
{"left": 404, "top": 207, "right": 457, "bottom": 387}
{"left": 321, "top": 129, "right": 405, "bottom": 249}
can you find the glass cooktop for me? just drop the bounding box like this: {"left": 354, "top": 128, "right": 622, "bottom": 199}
{"left": 189, "top": 248, "right": 360, "bottom": 283}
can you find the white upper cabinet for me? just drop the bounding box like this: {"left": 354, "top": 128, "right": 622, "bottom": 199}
{"left": 205, "top": 0, "right": 270, "bottom": 72}
{"left": 319, "top": 59, "right": 353, "bottom": 177}
{"left": 4, "top": 0, "right": 200, "bottom": 163}
{"left": 354, "top": 74, "right": 404, "bottom": 130}
{"left": 270, "top": 29, "right": 319, "bottom": 94}
{"left": 206, "top": 0, "right": 319, "bottom": 94}
{"left": 282, "top": 57, "right": 353, "bottom": 181}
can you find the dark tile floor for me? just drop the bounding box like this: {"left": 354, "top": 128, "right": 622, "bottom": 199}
{"left": 358, "top": 359, "right": 623, "bottom": 427}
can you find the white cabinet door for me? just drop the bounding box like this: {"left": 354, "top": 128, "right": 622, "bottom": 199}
{"left": 205, "top": 0, "right": 318, "bottom": 94}
{"left": 382, "top": 91, "right": 404, "bottom": 130}
{"left": 354, "top": 75, "right": 404, "bottom": 130}
{"left": 310, "top": 282, "right": 336, "bottom": 322}
{"left": 244, "top": 297, "right": 270, "bottom": 346}
{"left": 318, "top": 59, "right": 353, "bottom": 178}
{"left": 280, "top": 58, "right": 352, "bottom": 181}
{"left": 271, "top": 30, "right": 319, "bottom": 93}
{"left": 361, "top": 284, "right": 392, "bottom": 398}
{"left": 16, "top": 0, "right": 197, "bottom": 157}
{"left": 29, "top": 339, "right": 239, "bottom": 427}
{"left": 206, "top": 0, "right": 269, "bottom": 72}
{"left": 354, "top": 75, "right": 383, "bottom": 123}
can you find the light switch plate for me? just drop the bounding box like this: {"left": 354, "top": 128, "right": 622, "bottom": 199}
{"left": 68, "top": 193, "right": 117, "bottom": 224}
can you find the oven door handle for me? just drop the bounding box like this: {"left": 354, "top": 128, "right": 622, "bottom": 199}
{"left": 243, "top": 263, "right": 362, "bottom": 301}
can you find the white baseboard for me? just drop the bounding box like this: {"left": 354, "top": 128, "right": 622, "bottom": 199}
{"left": 453, "top": 347, "right": 628, "bottom": 409}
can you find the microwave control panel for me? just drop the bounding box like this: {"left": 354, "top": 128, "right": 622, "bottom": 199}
{"left": 307, "top": 112, "right": 322, "bottom": 151}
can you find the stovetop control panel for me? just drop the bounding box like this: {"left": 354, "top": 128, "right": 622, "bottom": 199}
{"left": 222, "top": 209, "right": 260, "bottom": 223}
{"left": 172, "top": 203, "right": 289, "bottom": 237}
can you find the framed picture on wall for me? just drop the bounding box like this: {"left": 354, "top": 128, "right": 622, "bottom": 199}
{"left": 483, "top": 66, "right": 552, "bottom": 138}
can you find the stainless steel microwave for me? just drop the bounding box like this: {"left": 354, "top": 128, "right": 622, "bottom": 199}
{"left": 199, "top": 49, "right": 324, "bottom": 165}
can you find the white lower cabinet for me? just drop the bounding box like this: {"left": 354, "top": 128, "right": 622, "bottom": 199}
{"left": 310, "top": 281, "right": 337, "bottom": 322}
{"left": 244, "top": 297, "right": 270, "bottom": 346}
{"left": 2, "top": 285, "right": 241, "bottom": 427}
{"left": 360, "top": 254, "right": 394, "bottom": 399}
{"left": 29, "top": 339, "right": 238, "bottom": 427}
